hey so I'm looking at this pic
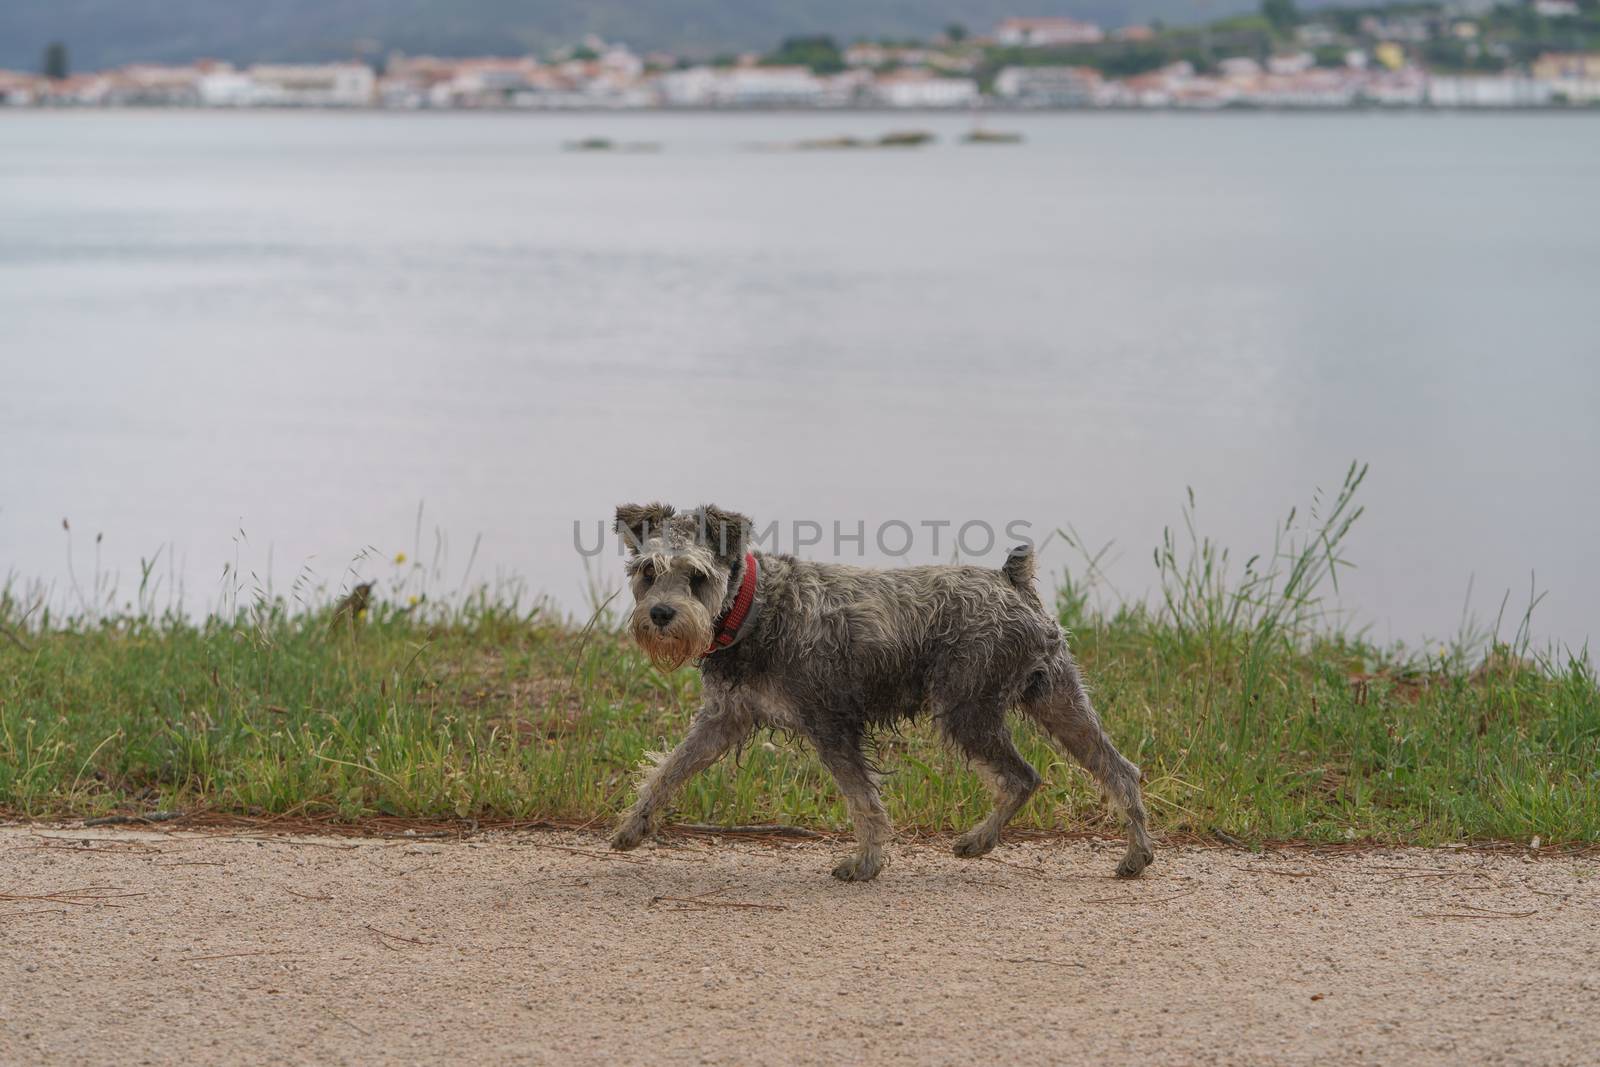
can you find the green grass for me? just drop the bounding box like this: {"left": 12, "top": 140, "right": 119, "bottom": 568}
{"left": 3, "top": 465, "right": 1597, "bottom": 844}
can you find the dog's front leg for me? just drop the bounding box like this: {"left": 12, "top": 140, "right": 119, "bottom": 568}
{"left": 610, "top": 706, "right": 749, "bottom": 850}
{"left": 814, "top": 738, "right": 892, "bottom": 882}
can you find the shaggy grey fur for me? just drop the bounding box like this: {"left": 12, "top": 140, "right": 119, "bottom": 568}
{"left": 609, "top": 502, "right": 1155, "bottom": 882}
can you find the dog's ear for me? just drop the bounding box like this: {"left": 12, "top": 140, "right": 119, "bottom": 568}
{"left": 694, "top": 504, "right": 751, "bottom": 565}
{"left": 615, "top": 502, "right": 675, "bottom": 555}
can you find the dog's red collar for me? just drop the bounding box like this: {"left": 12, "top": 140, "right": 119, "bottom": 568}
{"left": 705, "top": 552, "right": 758, "bottom": 655}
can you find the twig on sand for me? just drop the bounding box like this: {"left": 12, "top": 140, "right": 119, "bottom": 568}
{"left": 23, "top": 838, "right": 165, "bottom": 855}
{"left": 1447, "top": 902, "right": 1536, "bottom": 914}
{"left": 649, "top": 886, "right": 785, "bottom": 911}
{"left": 1383, "top": 870, "right": 1490, "bottom": 883}
{"left": 1000, "top": 957, "right": 1087, "bottom": 968}
{"left": 366, "top": 923, "right": 430, "bottom": 947}
{"left": 1414, "top": 902, "right": 1539, "bottom": 920}
{"left": 1414, "top": 909, "right": 1538, "bottom": 920}
{"left": 154, "top": 861, "right": 226, "bottom": 867}
{"left": 981, "top": 856, "right": 1050, "bottom": 878}
{"left": 0, "top": 888, "right": 144, "bottom": 907}
{"left": 675, "top": 824, "right": 823, "bottom": 840}
{"left": 539, "top": 843, "right": 648, "bottom": 864}
{"left": 182, "top": 949, "right": 299, "bottom": 962}
{"left": 84, "top": 812, "right": 185, "bottom": 827}
{"left": 211, "top": 835, "right": 360, "bottom": 851}
{"left": 325, "top": 1008, "right": 372, "bottom": 1037}
{"left": 975, "top": 855, "right": 1103, "bottom": 881}
{"left": 0, "top": 908, "right": 68, "bottom": 920}
{"left": 285, "top": 888, "right": 333, "bottom": 901}
{"left": 1233, "top": 866, "right": 1317, "bottom": 878}
{"left": 650, "top": 892, "right": 787, "bottom": 912}
{"left": 1084, "top": 887, "right": 1200, "bottom": 906}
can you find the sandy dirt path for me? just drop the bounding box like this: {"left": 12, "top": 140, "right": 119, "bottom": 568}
{"left": 1, "top": 826, "right": 1595, "bottom": 1066}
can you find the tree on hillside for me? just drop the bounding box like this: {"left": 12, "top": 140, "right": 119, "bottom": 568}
{"left": 1261, "top": 0, "right": 1301, "bottom": 34}
{"left": 946, "top": 22, "right": 969, "bottom": 42}
{"left": 42, "top": 41, "right": 69, "bottom": 80}
{"left": 763, "top": 35, "right": 844, "bottom": 73}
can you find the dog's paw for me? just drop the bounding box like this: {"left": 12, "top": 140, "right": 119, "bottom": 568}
{"left": 951, "top": 828, "right": 998, "bottom": 859}
{"left": 609, "top": 818, "right": 648, "bottom": 852}
{"left": 830, "top": 851, "right": 884, "bottom": 883}
{"left": 1115, "top": 843, "right": 1154, "bottom": 878}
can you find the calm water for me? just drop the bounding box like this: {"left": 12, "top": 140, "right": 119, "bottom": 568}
{"left": 2, "top": 110, "right": 1596, "bottom": 648}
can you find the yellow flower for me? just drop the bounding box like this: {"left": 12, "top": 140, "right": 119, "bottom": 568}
{"left": 394, "top": 552, "right": 407, "bottom": 565}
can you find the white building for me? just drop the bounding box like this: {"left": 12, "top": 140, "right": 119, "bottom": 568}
{"left": 251, "top": 64, "right": 375, "bottom": 106}
{"left": 1267, "top": 52, "right": 1316, "bottom": 75}
{"left": 1427, "top": 76, "right": 1554, "bottom": 106}
{"left": 994, "top": 17, "right": 1105, "bottom": 46}
{"left": 115, "top": 65, "right": 204, "bottom": 105}
{"left": 819, "top": 69, "right": 875, "bottom": 106}
{"left": 719, "top": 66, "right": 826, "bottom": 106}
{"left": 448, "top": 60, "right": 539, "bottom": 101}
{"left": 0, "top": 71, "right": 38, "bottom": 105}
{"left": 201, "top": 64, "right": 375, "bottom": 106}
{"left": 599, "top": 46, "right": 644, "bottom": 80}
{"left": 197, "top": 69, "right": 257, "bottom": 106}
{"left": 874, "top": 72, "right": 979, "bottom": 108}
{"left": 1362, "top": 69, "right": 1428, "bottom": 105}
{"left": 1252, "top": 70, "right": 1360, "bottom": 106}
{"left": 656, "top": 66, "right": 718, "bottom": 106}
{"left": 993, "top": 65, "right": 1101, "bottom": 105}
{"left": 655, "top": 65, "right": 824, "bottom": 107}
{"left": 1531, "top": 52, "right": 1600, "bottom": 102}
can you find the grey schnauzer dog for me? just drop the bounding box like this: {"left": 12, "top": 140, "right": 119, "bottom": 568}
{"left": 608, "top": 503, "right": 1155, "bottom": 882}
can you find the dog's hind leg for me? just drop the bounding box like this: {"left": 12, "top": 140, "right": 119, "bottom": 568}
{"left": 1023, "top": 661, "right": 1155, "bottom": 878}
{"left": 610, "top": 706, "right": 749, "bottom": 851}
{"left": 813, "top": 733, "right": 893, "bottom": 883}
{"left": 940, "top": 705, "right": 1041, "bottom": 859}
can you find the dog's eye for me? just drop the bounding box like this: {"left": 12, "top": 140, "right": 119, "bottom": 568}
{"left": 690, "top": 573, "right": 706, "bottom": 595}
{"left": 639, "top": 562, "right": 656, "bottom": 584}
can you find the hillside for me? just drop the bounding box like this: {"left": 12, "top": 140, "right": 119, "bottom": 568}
{"left": 4, "top": 0, "right": 1261, "bottom": 71}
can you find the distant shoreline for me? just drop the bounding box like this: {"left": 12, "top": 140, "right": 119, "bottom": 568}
{"left": 7, "top": 103, "right": 1600, "bottom": 116}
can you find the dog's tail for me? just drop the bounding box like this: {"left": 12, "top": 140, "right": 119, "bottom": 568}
{"left": 1001, "top": 545, "right": 1043, "bottom": 610}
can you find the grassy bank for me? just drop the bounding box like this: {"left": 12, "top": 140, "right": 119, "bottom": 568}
{"left": 3, "top": 467, "right": 1596, "bottom": 843}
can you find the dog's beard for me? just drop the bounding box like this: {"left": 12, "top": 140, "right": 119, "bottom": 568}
{"left": 628, "top": 604, "right": 714, "bottom": 672}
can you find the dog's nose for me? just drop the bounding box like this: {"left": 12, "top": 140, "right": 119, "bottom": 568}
{"left": 649, "top": 604, "right": 676, "bottom": 628}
